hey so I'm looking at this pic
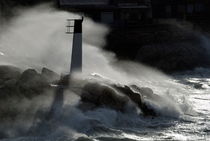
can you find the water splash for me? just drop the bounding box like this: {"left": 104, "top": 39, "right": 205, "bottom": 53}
{"left": 0, "top": 51, "right": 4, "bottom": 56}
{"left": 0, "top": 4, "right": 194, "bottom": 141}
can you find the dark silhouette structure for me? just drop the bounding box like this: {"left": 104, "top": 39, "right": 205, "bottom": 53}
{"left": 58, "top": 0, "right": 210, "bottom": 25}
{"left": 58, "top": 0, "right": 152, "bottom": 25}
{"left": 46, "top": 18, "right": 83, "bottom": 120}
{"left": 152, "top": 0, "right": 210, "bottom": 21}
{"left": 66, "top": 18, "right": 83, "bottom": 73}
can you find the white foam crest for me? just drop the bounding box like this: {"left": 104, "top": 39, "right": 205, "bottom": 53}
{"left": 0, "top": 4, "right": 194, "bottom": 140}
{"left": 0, "top": 4, "right": 108, "bottom": 73}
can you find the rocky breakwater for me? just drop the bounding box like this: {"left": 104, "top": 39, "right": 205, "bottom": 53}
{"left": 79, "top": 82, "right": 161, "bottom": 116}
{"left": 0, "top": 66, "right": 60, "bottom": 98}
{"left": 0, "top": 66, "right": 60, "bottom": 121}
{"left": 0, "top": 65, "right": 160, "bottom": 122}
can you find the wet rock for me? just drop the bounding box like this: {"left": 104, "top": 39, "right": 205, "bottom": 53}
{"left": 0, "top": 65, "right": 21, "bottom": 81}
{"left": 138, "top": 87, "right": 154, "bottom": 96}
{"left": 19, "top": 69, "right": 38, "bottom": 82}
{"left": 0, "top": 79, "right": 20, "bottom": 99}
{"left": 193, "top": 83, "right": 203, "bottom": 89}
{"left": 80, "top": 83, "right": 128, "bottom": 112}
{"left": 132, "top": 86, "right": 154, "bottom": 99}
{"left": 80, "top": 82, "right": 157, "bottom": 116}
{"left": 114, "top": 84, "right": 143, "bottom": 107}
{"left": 4, "top": 79, "right": 17, "bottom": 89}
{"left": 0, "top": 66, "right": 21, "bottom": 98}
{"left": 17, "top": 69, "right": 48, "bottom": 98}
{"left": 41, "top": 67, "right": 59, "bottom": 83}
{"left": 114, "top": 84, "right": 157, "bottom": 116}
{"left": 0, "top": 80, "right": 3, "bottom": 85}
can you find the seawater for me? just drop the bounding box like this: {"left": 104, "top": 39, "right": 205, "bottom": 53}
{"left": 0, "top": 4, "right": 209, "bottom": 141}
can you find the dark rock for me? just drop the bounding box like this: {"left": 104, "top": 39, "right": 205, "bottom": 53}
{"left": 0, "top": 80, "right": 3, "bottom": 85}
{"left": 114, "top": 84, "right": 157, "bottom": 116}
{"left": 131, "top": 86, "right": 155, "bottom": 99}
{"left": 81, "top": 82, "right": 128, "bottom": 112}
{"left": 0, "top": 65, "right": 21, "bottom": 81}
{"left": 114, "top": 85, "right": 143, "bottom": 107}
{"left": 131, "top": 85, "right": 164, "bottom": 104}
{"left": 0, "top": 79, "right": 19, "bottom": 99}
{"left": 41, "top": 67, "right": 60, "bottom": 83}
{"left": 193, "top": 83, "right": 203, "bottom": 89}
{"left": 17, "top": 69, "right": 48, "bottom": 98}
{"left": 0, "top": 66, "right": 21, "bottom": 99}
{"left": 19, "top": 69, "right": 37, "bottom": 82}
{"left": 4, "top": 79, "right": 17, "bottom": 89}
{"left": 80, "top": 82, "right": 157, "bottom": 116}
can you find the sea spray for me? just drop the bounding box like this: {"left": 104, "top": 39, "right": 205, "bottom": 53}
{"left": 0, "top": 4, "right": 193, "bottom": 141}
{"left": 0, "top": 4, "right": 108, "bottom": 73}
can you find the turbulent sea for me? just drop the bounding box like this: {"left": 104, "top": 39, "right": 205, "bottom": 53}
{"left": 0, "top": 5, "right": 210, "bottom": 141}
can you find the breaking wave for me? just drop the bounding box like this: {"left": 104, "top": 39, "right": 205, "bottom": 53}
{"left": 0, "top": 4, "right": 194, "bottom": 141}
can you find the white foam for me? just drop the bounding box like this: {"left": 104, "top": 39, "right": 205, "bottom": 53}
{"left": 0, "top": 4, "right": 194, "bottom": 140}
{"left": 0, "top": 51, "right": 4, "bottom": 56}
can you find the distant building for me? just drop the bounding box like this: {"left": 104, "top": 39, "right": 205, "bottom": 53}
{"left": 58, "top": 0, "right": 152, "bottom": 26}
{"left": 152, "top": 0, "right": 209, "bottom": 21}
{"left": 58, "top": 0, "right": 210, "bottom": 27}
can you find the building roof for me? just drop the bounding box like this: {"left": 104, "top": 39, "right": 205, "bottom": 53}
{"left": 59, "top": 0, "right": 109, "bottom": 6}
{"left": 59, "top": 0, "right": 150, "bottom": 9}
